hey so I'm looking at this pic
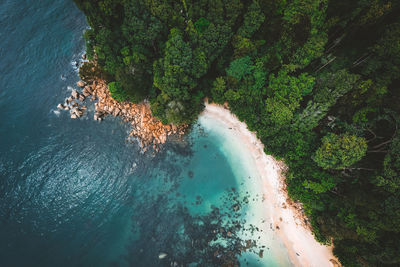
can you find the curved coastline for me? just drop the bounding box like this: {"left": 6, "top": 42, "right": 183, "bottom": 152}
{"left": 199, "top": 102, "right": 338, "bottom": 267}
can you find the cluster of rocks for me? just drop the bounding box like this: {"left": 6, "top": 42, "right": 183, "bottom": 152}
{"left": 57, "top": 86, "right": 88, "bottom": 119}
{"left": 57, "top": 75, "right": 186, "bottom": 152}
{"left": 90, "top": 79, "right": 187, "bottom": 152}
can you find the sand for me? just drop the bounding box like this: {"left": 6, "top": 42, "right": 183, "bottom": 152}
{"left": 200, "top": 102, "right": 339, "bottom": 267}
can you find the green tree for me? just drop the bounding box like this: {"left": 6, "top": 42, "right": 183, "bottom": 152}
{"left": 375, "top": 134, "right": 400, "bottom": 193}
{"left": 226, "top": 56, "right": 254, "bottom": 81}
{"left": 151, "top": 28, "right": 202, "bottom": 124}
{"left": 210, "top": 77, "right": 226, "bottom": 104}
{"left": 237, "top": 0, "right": 265, "bottom": 38}
{"left": 264, "top": 70, "right": 315, "bottom": 127}
{"left": 109, "top": 81, "right": 129, "bottom": 102}
{"left": 194, "top": 17, "right": 210, "bottom": 33}
{"left": 295, "top": 69, "right": 360, "bottom": 131}
{"left": 314, "top": 133, "right": 367, "bottom": 170}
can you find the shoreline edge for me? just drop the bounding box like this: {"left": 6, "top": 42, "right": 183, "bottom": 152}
{"left": 200, "top": 102, "right": 340, "bottom": 267}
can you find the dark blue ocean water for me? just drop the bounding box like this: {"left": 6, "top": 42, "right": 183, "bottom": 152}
{"left": 0, "top": 1, "right": 291, "bottom": 266}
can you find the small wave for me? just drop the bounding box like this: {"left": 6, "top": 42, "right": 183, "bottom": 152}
{"left": 128, "top": 162, "right": 138, "bottom": 174}
{"left": 71, "top": 60, "right": 80, "bottom": 71}
{"left": 0, "top": 161, "right": 5, "bottom": 173}
{"left": 53, "top": 110, "right": 61, "bottom": 116}
{"left": 67, "top": 86, "right": 74, "bottom": 91}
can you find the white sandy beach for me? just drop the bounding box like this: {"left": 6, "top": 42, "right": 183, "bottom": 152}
{"left": 199, "top": 102, "right": 339, "bottom": 267}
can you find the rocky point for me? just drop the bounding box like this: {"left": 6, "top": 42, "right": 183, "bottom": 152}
{"left": 57, "top": 72, "right": 186, "bottom": 152}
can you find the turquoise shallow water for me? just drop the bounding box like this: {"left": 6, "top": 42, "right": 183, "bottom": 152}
{"left": 0, "top": 1, "right": 291, "bottom": 266}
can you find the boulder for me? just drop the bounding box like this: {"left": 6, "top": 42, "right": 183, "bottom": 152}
{"left": 77, "top": 81, "right": 85, "bottom": 88}
{"left": 79, "top": 94, "right": 86, "bottom": 101}
{"left": 70, "top": 113, "right": 77, "bottom": 119}
{"left": 82, "top": 90, "right": 91, "bottom": 97}
{"left": 57, "top": 103, "right": 65, "bottom": 110}
{"left": 94, "top": 112, "right": 103, "bottom": 121}
{"left": 82, "top": 54, "right": 87, "bottom": 60}
{"left": 84, "top": 85, "right": 93, "bottom": 93}
{"left": 66, "top": 96, "right": 73, "bottom": 104}
{"left": 71, "top": 89, "right": 79, "bottom": 99}
{"left": 113, "top": 108, "right": 121, "bottom": 116}
{"left": 71, "top": 108, "right": 83, "bottom": 117}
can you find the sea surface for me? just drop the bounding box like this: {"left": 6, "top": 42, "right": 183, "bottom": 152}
{"left": 0, "top": 1, "right": 291, "bottom": 266}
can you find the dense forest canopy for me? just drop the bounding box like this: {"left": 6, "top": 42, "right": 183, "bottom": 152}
{"left": 74, "top": 0, "right": 400, "bottom": 265}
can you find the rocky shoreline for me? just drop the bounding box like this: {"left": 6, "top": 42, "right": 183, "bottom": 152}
{"left": 57, "top": 66, "right": 186, "bottom": 152}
